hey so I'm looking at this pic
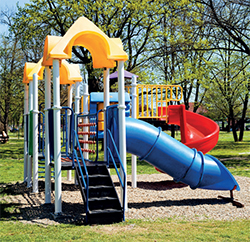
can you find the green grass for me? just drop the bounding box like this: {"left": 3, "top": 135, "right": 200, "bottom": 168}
{"left": 0, "top": 133, "right": 24, "bottom": 183}
{"left": 208, "top": 131, "right": 250, "bottom": 177}
{"left": 0, "top": 130, "right": 250, "bottom": 241}
{"left": 0, "top": 219, "right": 250, "bottom": 242}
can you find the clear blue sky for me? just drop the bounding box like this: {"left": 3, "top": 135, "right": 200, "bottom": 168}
{"left": 0, "top": 0, "right": 29, "bottom": 9}
{"left": 0, "top": 0, "right": 30, "bottom": 34}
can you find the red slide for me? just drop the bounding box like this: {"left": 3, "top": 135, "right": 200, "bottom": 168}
{"left": 167, "top": 105, "right": 219, "bottom": 154}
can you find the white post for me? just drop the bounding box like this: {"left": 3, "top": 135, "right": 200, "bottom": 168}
{"left": 32, "top": 73, "right": 39, "bottom": 193}
{"left": 67, "top": 84, "right": 73, "bottom": 181}
{"left": 23, "top": 83, "right": 29, "bottom": 183}
{"left": 131, "top": 75, "right": 137, "bottom": 188}
{"left": 118, "top": 61, "right": 127, "bottom": 210}
{"left": 27, "top": 80, "right": 33, "bottom": 188}
{"left": 83, "top": 83, "right": 89, "bottom": 160}
{"left": 53, "top": 59, "right": 62, "bottom": 214}
{"left": 103, "top": 68, "right": 110, "bottom": 161}
{"left": 45, "top": 66, "right": 51, "bottom": 204}
{"left": 74, "top": 81, "right": 80, "bottom": 184}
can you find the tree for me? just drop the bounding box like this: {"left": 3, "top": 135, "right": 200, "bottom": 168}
{"left": 204, "top": 40, "right": 250, "bottom": 141}
{"left": 150, "top": 1, "right": 211, "bottom": 112}
{"left": 0, "top": 34, "right": 24, "bottom": 134}
{"left": 12, "top": 0, "right": 166, "bottom": 92}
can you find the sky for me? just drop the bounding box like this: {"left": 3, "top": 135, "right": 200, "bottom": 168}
{"left": 0, "top": 0, "right": 30, "bottom": 34}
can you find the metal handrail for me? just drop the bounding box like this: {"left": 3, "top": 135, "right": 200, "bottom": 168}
{"left": 106, "top": 130, "right": 126, "bottom": 188}
{"left": 72, "top": 129, "right": 89, "bottom": 214}
{"left": 106, "top": 121, "right": 126, "bottom": 221}
{"left": 61, "top": 106, "right": 74, "bottom": 158}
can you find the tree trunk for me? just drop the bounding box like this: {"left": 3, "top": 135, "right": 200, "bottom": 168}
{"left": 239, "top": 92, "right": 248, "bottom": 141}
{"left": 171, "top": 124, "right": 175, "bottom": 138}
{"left": 229, "top": 107, "right": 238, "bottom": 142}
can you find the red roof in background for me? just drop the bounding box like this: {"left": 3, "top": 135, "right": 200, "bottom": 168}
{"left": 187, "top": 102, "right": 207, "bottom": 114}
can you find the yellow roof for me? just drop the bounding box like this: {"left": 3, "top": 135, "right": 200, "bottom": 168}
{"left": 23, "top": 59, "right": 44, "bottom": 84}
{"left": 60, "top": 60, "right": 82, "bottom": 84}
{"left": 23, "top": 58, "right": 82, "bottom": 85}
{"left": 43, "top": 17, "right": 128, "bottom": 68}
{"left": 42, "top": 36, "right": 62, "bottom": 66}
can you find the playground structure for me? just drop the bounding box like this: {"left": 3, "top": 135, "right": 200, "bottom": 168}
{"left": 23, "top": 17, "right": 240, "bottom": 225}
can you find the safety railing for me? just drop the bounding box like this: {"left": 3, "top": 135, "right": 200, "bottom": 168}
{"left": 106, "top": 129, "right": 126, "bottom": 221}
{"left": 106, "top": 104, "right": 126, "bottom": 220}
{"left": 61, "top": 106, "right": 74, "bottom": 158}
{"left": 72, "top": 129, "right": 90, "bottom": 221}
{"left": 125, "top": 84, "right": 182, "bottom": 121}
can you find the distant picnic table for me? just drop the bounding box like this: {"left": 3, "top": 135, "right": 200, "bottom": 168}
{"left": 0, "top": 131, "right": 9, "bottom": 143}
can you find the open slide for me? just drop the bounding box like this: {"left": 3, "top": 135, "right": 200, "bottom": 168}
{"left": 167, "top": 104, "right": 219, "bottom": 154}
{"left": 125, "top": 117, "right": 240, "bottom": 191}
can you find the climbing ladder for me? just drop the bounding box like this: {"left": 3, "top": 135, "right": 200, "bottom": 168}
{"left": 73, "top": 110, "right": 125, "bottom": 224}
{"left": 75, "top": 163, "right": 123, "bottom": 224}
{"left": 77, "top": 112, "right": 99, "bottom": 162}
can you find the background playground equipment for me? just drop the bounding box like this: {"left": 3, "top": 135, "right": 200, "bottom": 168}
{"left": 22, "top": 16, "right": 241, "bottom": 225}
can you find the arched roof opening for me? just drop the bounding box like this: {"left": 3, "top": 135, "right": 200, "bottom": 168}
{"left": 43, "top": 17, "right": 128, "bottom": 69}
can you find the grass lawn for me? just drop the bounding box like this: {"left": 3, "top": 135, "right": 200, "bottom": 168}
{"left": 0, "top": 131, "right": 250, "bottom": 241}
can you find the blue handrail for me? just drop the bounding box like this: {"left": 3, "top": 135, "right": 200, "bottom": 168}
{"left": 106, "top": 130, "right": 126, "bottom": 188}
{"left": 61, "top": 106, "right": 74, "bottom": 158}
{"left": 72, "top": 129, "right": 89, "bottom": 217}
{"left": 106, "top": 127, "right": 126, "bottom": 221}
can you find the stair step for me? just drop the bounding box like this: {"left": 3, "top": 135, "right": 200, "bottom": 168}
{"left": 75, "top": 163, "right": 124, "bottom": 224}
{"left": 87, "top": 209, "right": 123, "bottom": 224}
{"left": 89, "top": 197, "right": 121, "bottom": 210}
{"left": 89, "top": 196, "right": 117, "bottom": 202}
{"left": 88, "top": 185, "right": 116, "bottom": 197}
{"left": 78, "top": 174, "right": 112, "bottom": 186}
{"left": 89, "top": 208, "right": 122, "bottom": 215}
{"left": 87, "top": 165, "right": 108, "bottom": 175}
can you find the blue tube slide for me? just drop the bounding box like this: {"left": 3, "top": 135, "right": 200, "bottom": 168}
{"left": 126, "top": 118, "right": 240, "bottom": 191}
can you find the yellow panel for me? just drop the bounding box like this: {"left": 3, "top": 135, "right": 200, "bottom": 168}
{"left": 97, "top": 103, "right": 104, "bottom": 121}
{"left": 98, "top": 112, "right": 104, "bottom": 121}
{"left": 98, "top": 103, "right": 104, "bottom": 109}
{"left": 98, "top": 121, "right": 104, "bottom": 131}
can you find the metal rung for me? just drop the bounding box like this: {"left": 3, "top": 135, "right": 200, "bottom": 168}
{"left": 78, "top": 123, "right": 96, "bottom": 127}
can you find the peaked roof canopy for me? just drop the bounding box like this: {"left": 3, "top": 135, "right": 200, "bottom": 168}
{"left": 43, "top": 17, "right": 128, "bottom": 69}
{"left": 23, "top": 58, "right": 82, "bottom": 84}
{"left": 23, "top": 59, "right": 44, "bottom": 84}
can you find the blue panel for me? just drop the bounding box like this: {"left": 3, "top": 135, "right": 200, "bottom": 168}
{"left": 90, "top": 92, "right": 130, "bottom": 104}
